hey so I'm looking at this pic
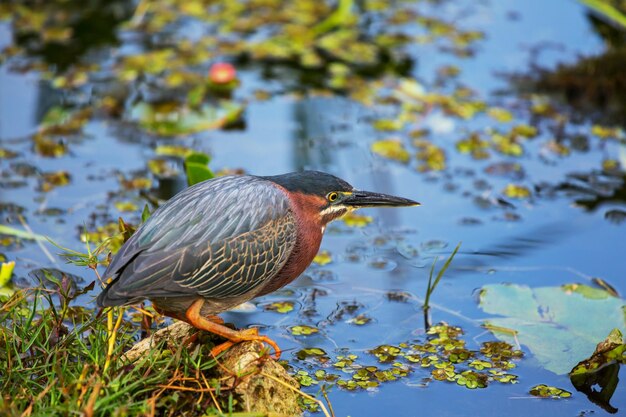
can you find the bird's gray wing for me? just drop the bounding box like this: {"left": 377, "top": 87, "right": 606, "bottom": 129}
{"left": 97, "top": 175, "right": 297, "bottom": 306}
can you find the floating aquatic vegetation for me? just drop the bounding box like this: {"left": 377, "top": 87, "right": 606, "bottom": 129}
{"left": 130, "top": 101, "right": 244, "bottom": 136}
{"left": 290, "top": 325, "right": 319, "bottom": 336}
{"left": 371, "top": 139, "right": 411, "bottom": 163}
{"left": 529, "top": 384, "right": 572, "bottom": 399}
{"left": 502, "top": 184, "right": 531, "bottom": 199}
{"left": 341, "top": 212, "right": 373, "bottom": 228}
{"left": 114, "top": 201, "right": 139, "bottom": 213}
{"left": 313, "top": 250, "right": 332, "bottom": 266}
{"left": 39, "top": 171, "right": 71, "bottom": 192}
{"left": 264, "top": 301, "right": 295, "bottom": 314}
{"left": 293, "top": 323, "right": 522, "bottom": 393}
{"left": 414, "top": 139, "right": 446, "bottom": 172}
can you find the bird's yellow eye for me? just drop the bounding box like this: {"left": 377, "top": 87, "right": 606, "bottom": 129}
{"left": 327, "top": 192, "right": 339, "bottom": 202}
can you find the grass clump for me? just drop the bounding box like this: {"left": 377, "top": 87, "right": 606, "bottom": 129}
{"left": 0, "top": 282, "right": 243, "bottom": 417}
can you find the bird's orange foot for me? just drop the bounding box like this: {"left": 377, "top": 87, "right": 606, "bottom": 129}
{"left": 209, "top": 328, "right": 281, "bottom": 359}
{"left": 186, "top": 299, "right": 281, "bottom": 359}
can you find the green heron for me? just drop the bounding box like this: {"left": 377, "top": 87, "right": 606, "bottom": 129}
{"left": 97, "top": 171, "right": 418, "bottom": 358}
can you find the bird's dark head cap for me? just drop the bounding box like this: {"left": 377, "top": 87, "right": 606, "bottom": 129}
{"left": 262, "top": 171, "right": 353, "bottom": 196}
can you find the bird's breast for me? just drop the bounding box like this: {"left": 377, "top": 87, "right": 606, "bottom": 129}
{"left": 257, "top": 190, "right": 323, "bottom": 295}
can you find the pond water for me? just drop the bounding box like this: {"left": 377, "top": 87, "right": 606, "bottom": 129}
{"left": 1, "top": 0, "right": 625, "bottom": 416}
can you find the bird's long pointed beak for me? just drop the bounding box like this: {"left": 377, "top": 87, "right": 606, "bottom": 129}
{"left": 343, "top": 190, "right": 420, "bottom": 208}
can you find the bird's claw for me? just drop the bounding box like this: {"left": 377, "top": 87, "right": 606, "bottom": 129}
{"left": 208, "top": 328, "right": 281, "bottom": 360}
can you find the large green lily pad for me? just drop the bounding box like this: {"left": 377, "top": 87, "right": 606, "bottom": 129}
{"left": 478, "top": 283, "right": 626, "bottom": 375}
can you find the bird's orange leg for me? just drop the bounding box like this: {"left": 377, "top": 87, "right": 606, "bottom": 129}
{"left": 185, "top": 299, "right": 281, "bottom": 359}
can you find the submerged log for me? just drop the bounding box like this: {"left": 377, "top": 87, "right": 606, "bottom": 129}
{"left": 122, "top": 321, "right": 301, "bottom": 416}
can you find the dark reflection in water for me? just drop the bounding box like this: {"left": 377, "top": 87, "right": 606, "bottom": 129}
{"left": 12, "top": 0, "right": 132, "bottom": 71}
{"left": 552, "top": 171, "right": 626, "bottom": 216}
{"left": 571, "top": 363, "right": 621, "bottom": 414}
{"left": 507, "top": 9, "right": 626, "bottom": 128}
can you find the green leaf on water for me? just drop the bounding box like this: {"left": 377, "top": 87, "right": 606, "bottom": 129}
{"left": 479, "top": 283, "right": 626, "bottom": 375}
{"left": 579, "top": 0, "right": 626, "bottom": 30}
{"left": 184, "top": 152, "right": 214, "bottom": 186}
{"left": 141, "top": 205, "right": 151, "bottom": 223}
{"left": 0, "top": 261, "right": 15, "bottom": 288}
{"left": 570, "top": 329, "right": 626, "bottom": 374}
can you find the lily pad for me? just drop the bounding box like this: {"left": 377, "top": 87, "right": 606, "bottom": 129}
{"left": 478, "top": 283, "right": 626, "bottom": 374}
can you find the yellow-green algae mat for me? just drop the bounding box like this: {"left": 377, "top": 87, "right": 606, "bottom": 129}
{"left": 292, "top": 323, "right": 524, "bottom": 393}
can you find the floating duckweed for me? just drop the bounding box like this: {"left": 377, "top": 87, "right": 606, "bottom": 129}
{"left": 411, "top": 342, "right": 437, "bottom": 354}
{"left": 295, "top": 370, "right": 315, "bottom": 387}
{"left": 455, "top": 370, "right": 488, "bottom": 389}
{"left": 481, "top": 341, "right": 524, "bottom": 361}
{"left": 431, "top": 368, "right": 448, "bottom": 381}
{"left": 290, "top": 325, "right": 319, "bottom": 336}
{"left": 487, "top": 107, "right": 514, "bottom": 123}
{"left": 114, "top": 201, "right": 139, "bottom": 212}
{"left": 529, "top": 384, "right": 572, "bottom": 399}
{"left": 456, "top": 132, "right": 490, "bottom": 159}
{"left": 293, "top": 323, "right": 523, "bottom": 393}
{"left": 40, "top": 171, "right": 71, "bottom": 192}
{"left": 342, "top": 212, "right": 373, "bottom": 228}
{"left": 264, "top": 301, "right": 295, "bottom": 313}
{"left": 333, "top": 354, "right": 358, "bottom": 370}
{"left": 469, "top": 359, "right": 492, "bottom": 370}
{"left": 296, "top": 348, "right": 328, "bottom": 361}
{"left": 371, "top": 139, "right": 410, "bottom": 163}
{"left": 415, "top": 140, "right": 447, "bottom": 172}
{"left": 348, "top": 314, "right": 372, "bottom": 326}
{"left": 492, "top": 373, "right": 518, "bottom": 384}
{"left": 312, "top": 250, "right": 332, "bottom": 265}
{"left": 404, "top": 353, "right": 422, "bottom": 363}
{"left": 370, "top": 345, "right": 403, "bottom": 362}
{"left": 591, "top": 125, "right": 623, "bottom": 140}
{"left": 502, "top": 184, "right": 531, "bottom": 199}
{"left": 299, "top": 397, "right": 320, "bottom": 412}
{"left": 511, "top": 124, "right": 538, "bottom": 138}
{"left": 447, "top": 348, "right": 472, "bottom": 363}
{"left": 491, "top": 132, "right": 524, "bottom": 156}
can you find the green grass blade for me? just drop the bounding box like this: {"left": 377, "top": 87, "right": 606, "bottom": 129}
{"left": 579, "top": 0, "right": 626, "bottom": 29}
{"left": 423, "top": 242, "right": 461, "bottom": 310}
{"left": 0, "top": 224, "right": 47, "bottom": 241}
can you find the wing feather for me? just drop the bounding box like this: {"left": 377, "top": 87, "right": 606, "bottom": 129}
{"left": 96, "top": 175, "right": 296, "bottom": 306}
